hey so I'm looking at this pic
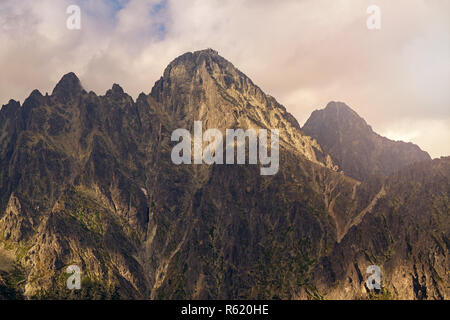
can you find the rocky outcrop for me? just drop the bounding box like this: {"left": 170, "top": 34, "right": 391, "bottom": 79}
{"left": 305, "top": 157, "right": 449, "bottom": 299}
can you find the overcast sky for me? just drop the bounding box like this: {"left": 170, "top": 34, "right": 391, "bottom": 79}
{"left": 0, "top": 0, "right": 449, "bottom": 157}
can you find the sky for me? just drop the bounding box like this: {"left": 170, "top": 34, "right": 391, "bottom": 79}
{"left": 0, "top": 0, "right": 449, "bottom": 158}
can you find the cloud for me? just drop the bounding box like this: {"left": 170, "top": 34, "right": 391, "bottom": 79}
{"left": 380, "top": 118, "right": 450, "bottom": 159}
{"left": 0, "top": 0, "right": 448, "bottom": 157}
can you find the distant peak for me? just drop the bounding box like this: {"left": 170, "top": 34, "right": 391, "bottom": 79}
{"left": 54, "top": 72, "right": 81, "bottom": 89}
{"left": 111, "top": 83, "right": 124, "bottom": 93}
{"left": 105, "top": 83, "right": 127, "bottom": 99}
{"left": 52, "top": 72, "right": 83, "bottom": 100}
{"left": 304, "top": 101, "right": 371, "bottom": 140}
{"left": 303, "top": 101, "right": 431, "bottom": 180}
{"left": 22, "top": 89, "right": 44, "bottom": 109}
{"left": 106, "top": 83, "right": 124, "bottom": 95}
{"left": 1, "top": 99, "right": 20, "bottom": 113}
{"left": 8, "top": 99, "right": 20, "bottom": 106}
{"left": 324, "top": 101, "right": 359, "bottom": 116}
{"left": 29, "top": 89, "right": 43, "bottom": 99}
{"left": 313, "top": 101, "right": 366, "bottom": 127}
{"left": 325, "top": 101, "right": 348, "bottom": 109}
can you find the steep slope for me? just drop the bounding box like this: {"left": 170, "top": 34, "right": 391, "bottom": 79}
{"left": 140, "top": 49, "right": 361, "bottom": 299}
{"left": 302, "top": 101, "right": 431, "bottom": 181}
{"left": 150, "top": 49, "right": 335, "bottom": 168}
{"left": 0, "top": 74, "right": 160, "bottom": 298}
{"left": 306, "top": 157, "right": 449, "bottom": 299}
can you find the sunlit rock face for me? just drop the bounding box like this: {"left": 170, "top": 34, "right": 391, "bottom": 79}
{"left": 0, "top": 50, "right": 447, "bottom": 300}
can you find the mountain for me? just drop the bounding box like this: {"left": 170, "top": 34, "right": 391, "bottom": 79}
{"left": 0, "top": 49, "right": 448, "bottom": 300}
{"left": 150, "top": 49, "right": 334, "bottom": 167}
{"left": 302, "top": 101, "right": 431, "bottom": 181}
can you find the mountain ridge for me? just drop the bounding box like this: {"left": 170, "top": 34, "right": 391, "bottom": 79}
{"left": 0, "top": 49, "right": 448, "bottom": 300}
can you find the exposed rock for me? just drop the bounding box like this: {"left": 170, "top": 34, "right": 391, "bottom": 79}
{"left": 306, "top": 157, "right": 449, "bottom": 299}
{"left": 52, "top": 72, "right": 85, "bottom": 103}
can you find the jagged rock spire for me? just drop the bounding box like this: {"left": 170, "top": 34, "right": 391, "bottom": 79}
{"left": 52, "top": 72, "right": 84, "bottom": 102}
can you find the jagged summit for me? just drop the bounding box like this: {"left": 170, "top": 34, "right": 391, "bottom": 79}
{"left": 167, "top": 48, "right": 220, "bottom": 66}
{"left": 28, "top": 89, "right": 44, "bottom": 99}
{"left": 196, "top": 48, "right": 219, "bottom": 55}
{"left": 151, "top": 48, "right": 270, "bottom": 114}
{"left": 111, "top": 83, "right": 124, "bottom": 94}
{"left": 0, "top": 99, "right": 20, "bottom": 116}
{"left": 179, "top": 48, "right": 220, "bottom": 58}
{"left": 323, "top": 101, "right": 362, "bottom": 118}
{"left": 52, "top": 72, "right": 84, "bottom": 101}
{"left": 105, "top": 83, "right": 126, "bottom": 99}
{"left": 309, "top": 101, "right": 370, "bottom": 130}
{"left": 156, "top": 48, "right": 246, "bottom": 89}
{"left": 22, "top": 89, "right": 45, "bottom": 112}
{"left": 149, "top": 49, "right": 333, "bottom": 168}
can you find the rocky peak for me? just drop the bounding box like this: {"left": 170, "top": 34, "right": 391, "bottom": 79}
{"left": 0, "top": 100, "right": 20, "bottom": 117}
{"left": 303, "top": 102, "right": 431, "bottom": 180}
{"left": 28, "top": 89, "right": 44, "bottom": 100}
{"left": 111, "top": 83, "right": 124, "bottom": 94}
{"left": 22, "top": 89, "right": 44, "bottom": 109}
{"left": 52, "top": 72, "right": 84, "bottom": 102}
{"left": 150, "top": 49, "right": 334, "bottom": 168}
{"left": 105, "top": 83, "right": 127, "bottom": 100}
{"left": 163, "top": 48, "right": 221, "bottom": 72}
{"left": 309, "top": 101, "right": 371, "bottom": 133}
{"left": 151, "top": 48, "right": 257, "bottom": 105}
{"left": 324, "top": 101, "right": 359, "bottom": 115}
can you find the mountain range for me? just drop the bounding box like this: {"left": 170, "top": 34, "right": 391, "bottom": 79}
{"left": 0, "top": 49, "right": 448, "bottom": 300}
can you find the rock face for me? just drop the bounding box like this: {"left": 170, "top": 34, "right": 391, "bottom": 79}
{"left": 303, "top": 101, "right": 431, "bottom": 181}
{"left": 0, "top": 49, "right": 448, "bottom": 299}
{"left": 150, "top": 49, "right": 334, "bottom": 167}
{"left": 306, "top": 157, "right": 450, "bottom": 299}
